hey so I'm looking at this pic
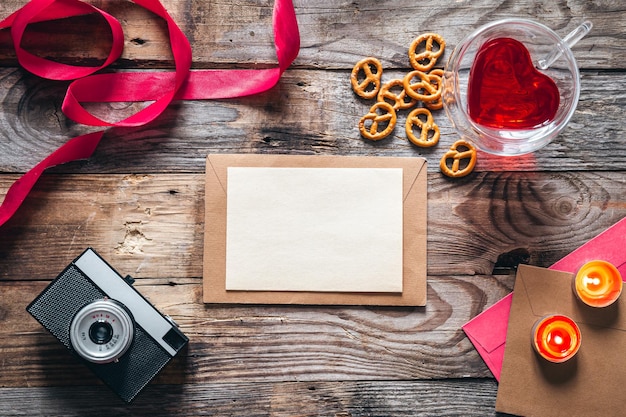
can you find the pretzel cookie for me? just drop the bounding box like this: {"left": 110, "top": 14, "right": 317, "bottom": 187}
{"left": 408, "top": 33, "right": 446, "bottom": 72}
{"left": 359, "top": 101, "right": 397, "bottom": 140}
{"left": 424, "top": 69, "right": 444, "bottom": 110}
{"left": 351, "top": 57, "right": 383, "bottom": 99}
{"left": 403, "top": 70, "right": 442, "bottom": 103}
{"left": 440, "top": 139, "right": 477, "bottom": 178}
{"left": 406, "top": 108, "right": 440, "bottom": 147}
{"left": 377, "top": 79, "right": 417, "bottom": 110}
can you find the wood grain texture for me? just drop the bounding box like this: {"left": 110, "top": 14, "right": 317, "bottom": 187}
{"left": 0, "top": 0, "right": 623, "bottom": 70}
{"left": 0, "top": 379, "right": 499, "bottom": 417}
{"left": 0, "top": 173, "right": 205, "bottom": 279}
{"left": 0, "top": 69, "right": 624, "bottom": 173}
{"left": 0, "top": 0, "right": 624, "bottom": 415}
{"left": 0, "top": 171, "right": 624, "bottom": 280}
{"left": 0, "top": 275, "right": 509, "bottom": 387}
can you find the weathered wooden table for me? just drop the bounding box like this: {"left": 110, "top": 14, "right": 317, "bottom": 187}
{"left": 0, "top": 1, "right": 624, "bottom": 415}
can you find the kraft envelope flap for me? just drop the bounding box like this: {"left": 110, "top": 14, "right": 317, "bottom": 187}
{"left": 496, "top": 264, "right": 626, "bottom": 417}
{"left": 519, "top": 265, "right": 626, "bottom": 330}
{"left": 203, "top": 153, "right": 427, "bottom": 306}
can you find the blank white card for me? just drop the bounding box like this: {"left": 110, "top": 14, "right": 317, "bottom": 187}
{"left": 225, "top": 167, "right": 403, "bottom": 292}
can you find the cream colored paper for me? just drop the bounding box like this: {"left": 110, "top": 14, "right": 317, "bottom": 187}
{"left": 203, "top": 154, "right": 427, "bottom": 306}
{"left": 225, "top": 167, "right": 403, "bottom": 292}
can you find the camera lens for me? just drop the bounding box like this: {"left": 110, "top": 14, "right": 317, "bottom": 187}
{"left": 89, "top": 321, "right": 114, "bottom": 345}
{"left": 70, "top": 299, "right": 135, "bottom": 364}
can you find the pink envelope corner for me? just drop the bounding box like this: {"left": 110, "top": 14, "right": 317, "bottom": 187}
{"left": 463, "top": 216, "right": 626, "bottom": 381}
{"left": 462, "top": 294, "right": 512, "bottom": 381}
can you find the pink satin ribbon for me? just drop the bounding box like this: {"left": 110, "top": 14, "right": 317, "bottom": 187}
{"left": 0, "top": 0, "right": 299, "bottom": 227}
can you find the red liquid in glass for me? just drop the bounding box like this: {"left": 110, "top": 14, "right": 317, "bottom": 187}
{"left": 468, "top": 37, "right": 560, "bottom": 129}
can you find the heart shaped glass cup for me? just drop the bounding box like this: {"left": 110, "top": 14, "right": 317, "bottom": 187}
{"left": 443, "top": 19, "right": 582, "bottom": 156}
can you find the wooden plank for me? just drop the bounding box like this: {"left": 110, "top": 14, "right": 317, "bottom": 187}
{"left": 0, "top": 173, "right": 205, "bottom": 279}
{"left": 0, "top": 273, "right": 509, "bottom": 388}
{"left": 0, "top": 379, "right": 498, "bottom": 416}
{"left": 1, "top": 171, "right": 624, "bottom": 280}
{"left": 0, "top": 69, "right": 624, "bottom": 174}
{"left": 0, "top": 0, "right": 622, "bottom": 70}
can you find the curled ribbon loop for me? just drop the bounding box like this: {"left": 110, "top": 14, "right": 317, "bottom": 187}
{"left": 8, "top": 0, "right": 124, "bottom": 80}
{"left": 0, "top": 0, "right": 300, "bottom": 227}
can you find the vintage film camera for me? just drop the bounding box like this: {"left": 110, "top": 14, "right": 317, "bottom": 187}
{"left": 27, "top": 248, "right": 188, "bottom": 402}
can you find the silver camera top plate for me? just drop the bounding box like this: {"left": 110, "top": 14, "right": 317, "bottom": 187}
{"left": 75, "top": 249, "right": 180, "bottom": 356}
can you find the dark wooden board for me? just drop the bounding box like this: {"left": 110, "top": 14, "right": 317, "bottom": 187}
{"left": 0, "top": 1, "right": 623, "bottom": 70}
{"left": 0, "top": 69, "right": 624, "bottom": 173}
{"left": 0, "top": 379, "right": 499, "bottom": 417}
{"left": 0, "top": 171, "right": 624, "bottom": 280}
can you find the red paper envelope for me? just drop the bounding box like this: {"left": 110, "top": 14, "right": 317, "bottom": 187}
{"left": 462, "top": 216, "right": 626, "bottom": 380}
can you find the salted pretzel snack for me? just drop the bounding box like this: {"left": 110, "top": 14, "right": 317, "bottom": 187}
{"left": 440, "top": 139, "right": 477, "bottom": 178}
{"left": 351, "top": 57, "right": 383, "bottom": 99}
{"left": 405, "top": 108, "right": 440, "bottom": 147}
{"left": 351, "top": 33, "right": 450, "bottom": 151}
{"left": 424, "top": 69, "right": 444, "bottom": 110}
{"left": 403, "top": 70, "right": 442, "bottom": 102}
{"left": 408, "top": 33, "right": 446, "bottom": 72}
{"left": 377, "top": 79, "right": 417, "bottom": 110}
{"left": 359, "top": 101, "right": 397, "bottom": 140}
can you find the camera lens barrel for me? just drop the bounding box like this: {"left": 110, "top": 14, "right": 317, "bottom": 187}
{"left": 89, "top": 320, "right": 114, "bottom": 345}
{"left": 70, "top": 299, "right": 135, "bottom": 364}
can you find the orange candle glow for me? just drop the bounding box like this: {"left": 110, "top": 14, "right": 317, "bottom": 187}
{"left": 573, "top": 260, "right": 622, "bottom": 308}
{"left": 532, "top": 315, "right": 581, "bottom": 363}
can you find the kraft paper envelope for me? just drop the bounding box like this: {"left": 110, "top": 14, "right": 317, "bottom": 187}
{"left": 203, "top": 154, "right": 427, "bottom": 305}
{"left": 462, "top": 216, "right": 626, "bottom": 380}
{"left": 496, "top": 264, "right": 626, "bottom": 417}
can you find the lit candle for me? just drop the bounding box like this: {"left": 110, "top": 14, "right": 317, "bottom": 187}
{"left": 532, "top": 315, "right": 581, "bottom": 363}
{"left": 573, "top": 260, "right": 623, "bottom": 308}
